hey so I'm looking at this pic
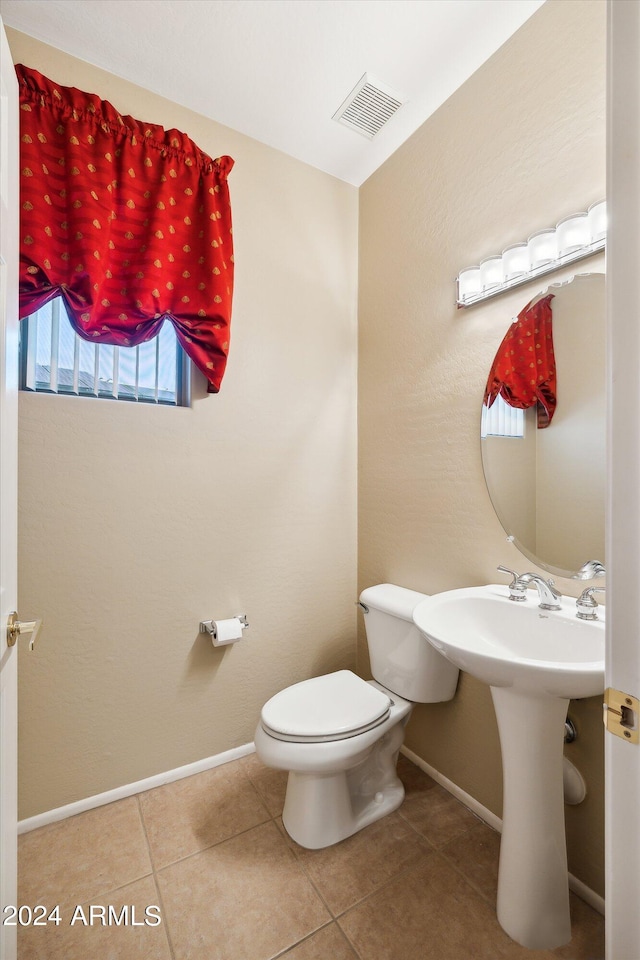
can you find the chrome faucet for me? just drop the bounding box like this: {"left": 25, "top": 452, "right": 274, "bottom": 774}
{"left": 576, "top": 586, "right": 605, "bottom": 620}
{"left": 497, "top": 566, "right": 562, "bottom": 611}
{"left": 516, "top": 573, "right": 563, "bottom": 611}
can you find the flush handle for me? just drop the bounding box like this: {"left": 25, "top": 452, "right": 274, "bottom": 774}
{"left": 6, "top": 612, "right": 42, "bottom": 651}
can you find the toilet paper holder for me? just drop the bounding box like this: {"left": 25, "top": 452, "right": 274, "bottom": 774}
{"left": 199, "top": 615, "right": 249, "bottom": 642}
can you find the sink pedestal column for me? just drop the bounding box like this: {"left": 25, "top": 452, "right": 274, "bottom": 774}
{"left": 491, "top": 686, "right": 572, "bottom": 950}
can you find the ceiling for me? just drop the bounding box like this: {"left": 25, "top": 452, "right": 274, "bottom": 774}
{"left": 0, "top": 0, "right": 545, "bottom": 186}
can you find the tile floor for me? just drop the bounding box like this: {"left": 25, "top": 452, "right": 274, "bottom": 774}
{"left": 17, "top": 754, "right": 605, "bottom": 960}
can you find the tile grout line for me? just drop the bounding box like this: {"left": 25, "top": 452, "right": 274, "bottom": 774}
{"left": 139, "top": 782, "right": 335, "bottom": 960}
{"left": 149, "top": 870, "right": 176, "bottom": 960}
{"left": 241, "top": 771, "right": 278, "bottom": 824}
{"left": 335, "top": 920, "right": 366, "bottom": 960}
{"left": 436, "top": 841, "right": 499, "bottom": 909}
{"left": 395, "top": 803, "right": 502, "bottom": 910}
{"left": 430, "top": 844, "right": 499, "bottom": 912}
{"left": 269, "top": 773, "right": 472, "bottom": 927}
{"left": 396, "top": 796, "right": 483, "bottom": 850}
{"left": 135, "top": 793, "right": 177, "bottom": 960}
{"left": 268, "top": 818, "right": 345, "bottom": 931}
{"left": 18, "top": 796, "right": 165, "bottom": 916}
{"left": 283, "top": 845, "right": 340, "bottom": 921}
{"left": 239, "top": 764, "right": 288, "bottom": 824}
{"left": 135, "top": 758, "right": 275, "bottom": 876}
{"left": 151, "top": 814, "right": 284, "bottom": 877}
{"left": 287, "top": 788, "right": 493, "bottom": 926}
{"left": 264, "top": 812, "right": 382, "bottom": 955}
{"left": 269, "top": 920, "right": 336, "bottom": 960}
{"left": 330, "top": 852, "right": 435, "bottom": 922}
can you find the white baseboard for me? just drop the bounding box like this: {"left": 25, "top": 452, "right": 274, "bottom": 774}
{"left": 400, "top": 745, "right": 605, "bottom": 917}
{"left": 18, "top": 742, "right": 256, "bottom": 835}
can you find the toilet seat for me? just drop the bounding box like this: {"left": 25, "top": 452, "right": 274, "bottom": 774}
{"left": 260, "top": 670, "right": 392, "bottom": 743}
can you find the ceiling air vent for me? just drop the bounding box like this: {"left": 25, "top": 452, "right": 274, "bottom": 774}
{"left": 333, "top": 73, "right": 404, "bottom": 140}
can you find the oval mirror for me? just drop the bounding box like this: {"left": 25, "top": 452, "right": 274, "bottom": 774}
{"left": 480, "top": 273, "right": 605, "bottom": 578}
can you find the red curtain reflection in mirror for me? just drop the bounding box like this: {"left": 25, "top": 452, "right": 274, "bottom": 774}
{"left": 484, "top": 293, "right": 557, "bottom": 428}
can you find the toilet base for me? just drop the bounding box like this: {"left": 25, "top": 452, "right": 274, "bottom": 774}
{"left": 282, "top": 715, "right": 407, "bottom": 849}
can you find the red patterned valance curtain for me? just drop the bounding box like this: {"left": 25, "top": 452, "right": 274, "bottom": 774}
{"left": 16, "top": 64, "right": 234, "bottom": 393}
{"left": 483, "top": 293, "right": 557, "bottom": 428}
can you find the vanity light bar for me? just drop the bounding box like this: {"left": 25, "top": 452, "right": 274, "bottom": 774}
{"left": 456, "top": 200, "right": 606, "bottom": 308}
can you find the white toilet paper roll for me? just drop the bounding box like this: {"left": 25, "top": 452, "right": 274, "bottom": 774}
{"left": 211, "top": 617, "right": 244, "bottom": 646}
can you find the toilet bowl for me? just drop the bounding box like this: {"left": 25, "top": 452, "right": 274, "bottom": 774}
{"left": 254, "top": 584, "right": 459, "bottom": 849}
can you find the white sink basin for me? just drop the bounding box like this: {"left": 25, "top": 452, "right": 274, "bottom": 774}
{"left": 412, "top": 583, "right": 605, "bottom": 950}
{"left": 412, "top": 584, "right": 604, "bottom": 699}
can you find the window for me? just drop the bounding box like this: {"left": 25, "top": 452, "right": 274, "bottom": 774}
{"left": 20, "top": 298, "right": 190, "bottom": 406}
{"left": 481, "top": 394, "right": 525, "bottom": 438}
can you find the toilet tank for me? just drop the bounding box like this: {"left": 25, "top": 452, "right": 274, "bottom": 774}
{"left": 359, "top": 583, "right": 459, "bottom": 703}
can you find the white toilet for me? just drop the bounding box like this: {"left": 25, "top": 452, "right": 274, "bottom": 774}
{"left": 254, "top": 583, "right": 459, "bottom": 849}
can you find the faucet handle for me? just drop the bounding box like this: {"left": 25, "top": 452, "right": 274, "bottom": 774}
{"left": 497, "top": 565, "right": 527, "bottom": 601}
{"left": 576, "top": 587, "right": 605, "bottom": 621}
{"left": 573, "top": 560, "right": 606, "bottom": 581}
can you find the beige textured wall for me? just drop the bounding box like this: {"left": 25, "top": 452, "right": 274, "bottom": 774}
{"left": 358, "top": 0, "right": 605, "bottom": 897}
{"left": 9, "top": 29, "right": 358, "bottom": 819}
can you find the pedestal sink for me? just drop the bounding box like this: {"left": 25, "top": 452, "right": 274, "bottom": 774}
{"left": 412, "top": 584, "right": 605, "bottom": 950}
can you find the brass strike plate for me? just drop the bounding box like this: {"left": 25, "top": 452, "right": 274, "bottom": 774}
{"left": 603, "top": 688, "right": 639, "bottom": 744}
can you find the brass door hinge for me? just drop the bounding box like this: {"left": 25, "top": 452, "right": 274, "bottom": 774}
{"left": 603, "top": 688, "right": 639, "bottom": 744}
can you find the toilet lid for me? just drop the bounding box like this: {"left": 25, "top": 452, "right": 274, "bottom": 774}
{"left": 260, "top": 670, "right": 391, "bottom": 743}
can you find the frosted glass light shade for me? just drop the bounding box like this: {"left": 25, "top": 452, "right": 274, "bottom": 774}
{"left": 458, "top": 266, "right": 482, "bottom": 301}
{"left": 502, "top": 243, "right": 529, "bottom": 280}
{"left": 480, "top": 256, "right": 504, "bottom": 290}
{"left": 528, "top": 229, "right": 557, "bottom": 268}
{"left": 588, "top": 200, "right": 607, "bottom": 243}
{"left": 556, "top": 213, "right": 590, "bottom": 256}
{"left": 456, "top": 201, "right": 606, "bottom": 307}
